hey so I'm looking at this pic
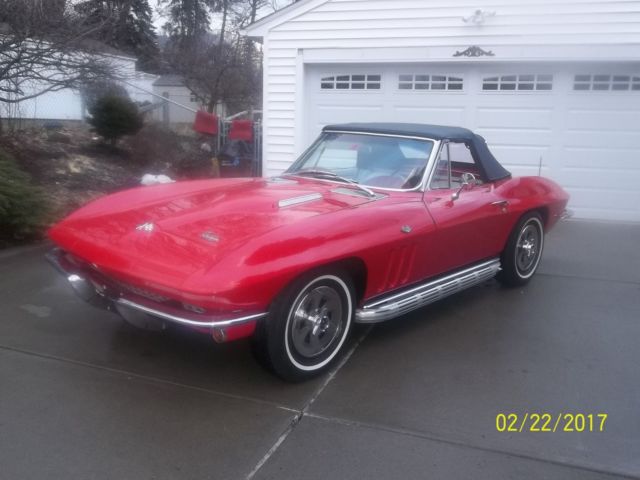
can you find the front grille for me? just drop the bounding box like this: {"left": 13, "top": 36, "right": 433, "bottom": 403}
{"left": 64, "top": 251, "right": 208, "bottom": 315}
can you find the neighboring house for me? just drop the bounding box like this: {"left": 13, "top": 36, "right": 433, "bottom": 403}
{"left": 152, "top": 74, "right": 227, "bottom": 124}
{"left": 244, "top": 0, "right": 640, "bottom": 221}
{"left": 123, "top": 69, "right": 160, "bottom": 106}
{"left": 2, "top": 48, "right": 157, "bottom": 122}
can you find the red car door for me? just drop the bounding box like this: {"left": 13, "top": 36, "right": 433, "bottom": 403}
{"left": 423, "top": 142, "right": 512, "bottom": 275}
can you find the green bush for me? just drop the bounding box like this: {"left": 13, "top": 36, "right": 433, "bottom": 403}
{"left": 0, "top": 149, "right": 47, "bottom": 245}
{"left": 88, "top": 95, "right": 143, "bottom": 145}
{"left": 82, "top": 80, "right": 129, "bottom": 112}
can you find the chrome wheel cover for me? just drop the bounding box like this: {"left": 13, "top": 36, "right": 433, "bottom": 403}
{"left": 289, "top": 285, "right": 344, "bottom": 359}
{"left": 515, "top": 221, "right": 542, "bottom": 276}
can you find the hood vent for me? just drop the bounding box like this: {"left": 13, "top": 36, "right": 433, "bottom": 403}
{"left": 278, "top": 193, "right": 323, "bottom": 208}
{"left": 332, "top": 187, "right": 385, "bottom": 200}
{"left": 267, "top": 176, "right": 298, "bottom": 185}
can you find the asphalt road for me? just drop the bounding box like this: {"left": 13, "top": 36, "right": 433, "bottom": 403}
{"left": 1, "top": 220, "right": 639, "bottom": 479}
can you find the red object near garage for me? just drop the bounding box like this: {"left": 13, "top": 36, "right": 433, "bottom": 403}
{"left": 228, "top": 119, "right": 253, "bottom": 141}
{"left": 193, "top": 110, "right": 219, "bottom": 135}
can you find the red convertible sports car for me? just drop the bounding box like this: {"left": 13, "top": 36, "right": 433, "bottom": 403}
{"left": 47, "top": 123, "right": 569, "bottom": 381}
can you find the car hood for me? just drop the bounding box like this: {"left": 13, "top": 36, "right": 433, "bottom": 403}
{"left": 49, "top": 177, "right": 380, "bottom": 288}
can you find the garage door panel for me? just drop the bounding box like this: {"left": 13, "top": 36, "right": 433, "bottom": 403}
{"left": 562, "top": 168, "right": 640, "bottom": 191}
{"left": 563, "top": 147, "right": 640, "bottom": 171}
{"left": 570, "top": 205, "right": 640, "bottom": 222}
{"left": 315, "top": 102, "right": 383, "bottom": 111}
{"left": 490, "top": 145, "right": 549, "bottom": 169}
{"left": 314, "top": 104, "right": 384, "bottom": 123}
{"left": 476, "top": 128, "right": 553, "bottom": 147}
{"left": 565, "top": 94, "right": 640, "bottom": 109}
{"left": 564, "top": 130, "right": 639, "bottom": 149}
{"left": 566, "top": 109, "right": 640, "bottom": 130}
{"left": 503, "top": 165, "right": 550, "bottom": 177}
{"left": 391, "top": 105, "right": 467, "bottom": 126}
{"left": 304, "top": 63, "right": 640, "bottom": 220}
{"left": 566, "top": 188, "right": 640, "bottom": 221}
{"left": 476, "top": 107, "right": 554, "bottom": 129}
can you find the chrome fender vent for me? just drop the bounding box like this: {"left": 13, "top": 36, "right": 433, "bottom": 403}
{"left": 278, "top": 193, "right": 323, "bottom": 208}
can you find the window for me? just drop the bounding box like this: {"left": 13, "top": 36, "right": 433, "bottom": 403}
{"left": 287, "top": 132, "right": 434, "bottom": 190}
{"left": 482, "top": 74, "right": 553, "bottom": 91}
{"left": 190, "top": 94, "right": 198, "bottom": 103}
{"left": 321, "top": 74, "right": 381, "bottom": 90}
{"left": 573, "top": 74, "right": 640, "bottom": 91}
{"left": 398, "top": 74, "right": 463, "bottom": 91}
{"left": 430, "top": 142, "right": 484, "bottom": 190}
{"left": 449, "top": 142, "right": 483, "bottom": 184}
{"left": 449, "top": 142, "right": 474, "bottom": 165}
{"left": 430, "top": 144, "right": 450, "bottom": 189}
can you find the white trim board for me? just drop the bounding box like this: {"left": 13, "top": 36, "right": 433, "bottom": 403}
{"left": 302, "top": 45, "right": 640, "bottom": 64}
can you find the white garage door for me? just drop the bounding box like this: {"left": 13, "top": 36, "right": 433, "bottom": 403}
{"left": 305, "top": 63, "right": 640, "bottom": 221}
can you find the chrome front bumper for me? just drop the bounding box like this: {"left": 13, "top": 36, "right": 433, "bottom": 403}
{"left": 46, "top": 249, "right": 267, "bottom": 330}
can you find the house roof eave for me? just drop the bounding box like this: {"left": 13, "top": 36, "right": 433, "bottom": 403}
{"left": 241, "top": 0, "right": 328, "bottom": 37}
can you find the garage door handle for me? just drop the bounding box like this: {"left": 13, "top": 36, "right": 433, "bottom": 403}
{"left": 491, "top": 200, "right": 509, "bottom": 211}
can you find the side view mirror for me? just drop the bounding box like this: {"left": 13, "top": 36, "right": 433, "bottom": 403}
{"left": 451, "top": 172, "right": 477, "bottom": 201}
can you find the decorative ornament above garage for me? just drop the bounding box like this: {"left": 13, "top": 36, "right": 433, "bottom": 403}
{"left": 453, "top": 46, "right": 495, "bottom": 58}
{"left": 462, "top": 9, "right": 496, "bottom": 25}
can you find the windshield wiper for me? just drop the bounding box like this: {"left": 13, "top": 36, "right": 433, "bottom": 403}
{"left": 285, "top": 169, "right": 377, "bottom": 198}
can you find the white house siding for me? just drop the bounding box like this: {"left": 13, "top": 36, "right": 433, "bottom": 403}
{"left": 2, "top": 55, "right": 155, "bottom": 121}
{"left": 2, "top": 85, "right": 85, "bottom": 121}
{"left": 151, "top": 85, "right": 201, "bottom": 124}
{"left": 258, "top": 0, "right": 640, "bottom": 171}
{"left": 248, "top": 0, "right": 640, "bottom": 220}
{"left": 150, "top": 85, "right": 228, "bottom": 124}
{"left": 261, "top": 39, "right": 300, "bottom": 173}
{"left": 126, "top": 71, "right": 158, "bottom": 105}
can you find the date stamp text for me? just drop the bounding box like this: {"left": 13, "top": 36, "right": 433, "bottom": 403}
{"left": 496, "top": 413, "right": 608, "bottom": 432}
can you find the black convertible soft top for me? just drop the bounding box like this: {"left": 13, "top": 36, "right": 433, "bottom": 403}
{"left": 323, "top": 122, "right": 511, "bottom": 182}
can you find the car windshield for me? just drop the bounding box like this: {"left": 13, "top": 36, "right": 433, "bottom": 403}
{"left": 285, "top": 132, "right": 435, "bottom": 190}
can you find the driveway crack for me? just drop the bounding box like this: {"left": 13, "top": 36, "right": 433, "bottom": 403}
{"left": 302, "top": 413, "right": 640, "bottom": 480}
{"left": 245, "top": 326, "right": 372, "bottom": 480}
{"left": 0, "top": 343, "right": 297, "bottom": 412}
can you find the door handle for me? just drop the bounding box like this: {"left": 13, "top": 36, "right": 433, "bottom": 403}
{"left": 491, "top": 200, "right": 509, "bottom": 212}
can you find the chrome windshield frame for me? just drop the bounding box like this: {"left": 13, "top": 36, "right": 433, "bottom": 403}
{"left": 283, "top": 131, "right": 442, "bottom": 193}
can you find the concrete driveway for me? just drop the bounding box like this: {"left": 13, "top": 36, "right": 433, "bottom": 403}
{"left": 1, "top": 220, "right": 639, "bottom": 479}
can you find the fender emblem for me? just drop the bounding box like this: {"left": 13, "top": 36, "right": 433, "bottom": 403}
{"left": 135, "top": 222, "right": 155, "bottom": 232}
{"left": 401, "top": 225, "right": 412, "bottom": 234}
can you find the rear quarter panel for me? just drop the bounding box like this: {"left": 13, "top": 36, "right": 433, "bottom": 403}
{"left": 494, "top": 176, "right": 570, "bottom": 233}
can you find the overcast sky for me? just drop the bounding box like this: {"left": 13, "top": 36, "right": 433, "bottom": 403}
{"left": 149, "top": 1, "right": 291, "bottom": 32}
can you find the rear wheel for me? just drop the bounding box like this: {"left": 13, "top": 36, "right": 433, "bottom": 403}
{"left": 497, "top": 212, "right": 545, "bottom": 287}
{"left": 252, "top": 269, "right": 354, "bottom": 382}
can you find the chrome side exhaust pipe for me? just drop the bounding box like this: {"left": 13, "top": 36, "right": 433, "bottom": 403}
{"left": 356, "top": 258, "right": 501, "bottom": 323}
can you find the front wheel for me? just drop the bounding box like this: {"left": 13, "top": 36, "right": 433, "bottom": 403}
{"left": 497, "top": 212, "right": 545, "bottom": 287}
{"left": 252, "top": 269, "right": 354, "bottom": 382}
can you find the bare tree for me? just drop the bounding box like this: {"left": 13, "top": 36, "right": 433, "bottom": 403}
{"left": 163, "top": 31, "right": 257, "bottom": 112}
{"left": 0, "top": 0, "right": 116, "bottom": 106}
{"left": 159, "top": 0, "right": 300, "bottom": 113}
{"left": 74, "top": 0, "right": 160, "bottom": 72}
{"left": 233, "top": 0, "right": 268, "bottom": 27}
